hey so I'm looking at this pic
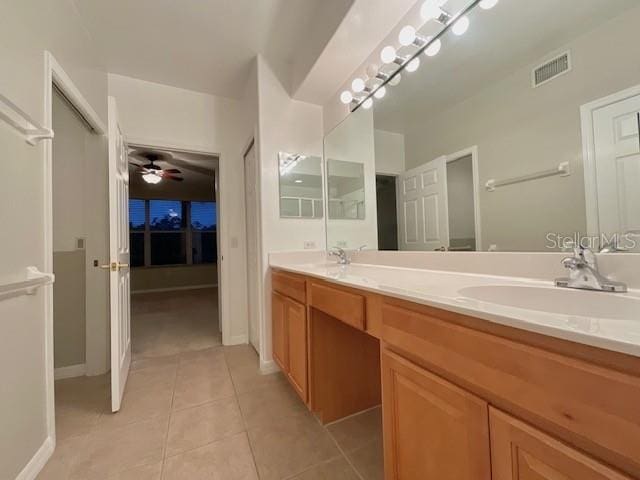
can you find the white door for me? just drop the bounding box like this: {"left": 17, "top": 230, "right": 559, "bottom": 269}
{"left": 107, "top": 97, "right": 131, "bottom": 412}
{"left": 397, "top": 156, "right": 449, "bottom": 251}
{"left": 593, "top": 94, "right": 640, "bottom": 252}
{"left": 244, "top": 142, "right": 260, "bottom": 351}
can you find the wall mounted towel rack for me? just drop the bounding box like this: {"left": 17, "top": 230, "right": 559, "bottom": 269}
{"left": 485, "top": 161, "right": 570, "bottom": 192}
{"left": 0, "top": 267, "right": 55, "bottom": 301}
{"left": 0, "top": 93, "right": 54, "bottom": 145}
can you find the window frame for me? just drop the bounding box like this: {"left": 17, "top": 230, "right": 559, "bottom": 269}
{"left": 130, "top": 198, "right": 217, "bottom": 268}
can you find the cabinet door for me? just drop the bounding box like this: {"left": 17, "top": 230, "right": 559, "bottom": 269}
{"left": 286, "top": 298, "right": 308, "bottom": 402}
{"left": 382, "top": 348, "right": 491, "bottom": 480}
{"left": 490, "top": 408, "right": 632, "bottom": 480}
{"left": 272, "top": 292, "right": 288, "bottom": 372}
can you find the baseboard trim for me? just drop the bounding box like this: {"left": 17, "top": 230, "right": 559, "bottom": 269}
{"left": 16, "top": 436, "right": 54, "bottom": 480}
{"left": 131, "top": 284, "right": 218, "bottom": 295}
{"left": 259, "top": 359, "right": 280, "bottom": 375}
{"left": 54, "top": 363, "right": 86, "bottom": 380}
{"left": 225, "top": 334, "right": 248, "bottom": 346}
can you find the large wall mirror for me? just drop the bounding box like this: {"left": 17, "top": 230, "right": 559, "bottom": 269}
{"left": 325, "top": 0, "right": 640, "bottom": 253}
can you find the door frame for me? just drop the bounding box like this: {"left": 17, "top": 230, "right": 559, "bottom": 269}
{"left": 243, "top": 138, "right": 262, "bottom": 353}
{"left": 580, "top": 84, "right": 640, "bottom": 237}
{"left": 126, "top": 136, "right": 227, "bottom": 339}
{"left": 43, "top": 52, "right": 106, "bottom": 445}
{"left": 445, "top": 146, "right": 482, "bottom": 251}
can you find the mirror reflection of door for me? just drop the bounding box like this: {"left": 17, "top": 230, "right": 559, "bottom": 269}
{"left": 397, "top": 156, "right": 449, "bottom": 251}
{"left": 395, "top": 152, "right": 479, "bottom": 252}
{"left": 592, "top": 94, "right": 640, "bottom": 252}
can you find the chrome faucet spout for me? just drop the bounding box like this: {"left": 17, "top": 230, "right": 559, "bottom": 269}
{"left": 555, "top": 246, "right": 627, "bottom": 293}
{"left": 329, "top": 247, "right": 350, "bottom": 265}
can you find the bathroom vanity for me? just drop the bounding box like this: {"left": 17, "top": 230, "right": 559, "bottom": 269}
{"left": 270, "top": 261, "right": 640, "bottom": 479}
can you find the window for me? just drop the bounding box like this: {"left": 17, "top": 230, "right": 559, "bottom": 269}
{"left": 191, "top": 202, "right": 217, "bottom": 265}
{"left": 129, "top": 199, "right": 217, "bottom": 267}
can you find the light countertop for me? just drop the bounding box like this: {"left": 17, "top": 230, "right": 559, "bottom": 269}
{"left": 270, "top": 259, "right": 640, "bottom": 358}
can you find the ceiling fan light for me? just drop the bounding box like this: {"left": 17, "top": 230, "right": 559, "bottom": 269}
{"left": 142, "top": 172, "right": 162, "bottom": 184}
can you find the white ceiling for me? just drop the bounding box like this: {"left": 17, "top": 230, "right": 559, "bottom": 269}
{"left": 373, "top": 0, "right": 640, "bottom": 133}
{"left": 73, "top": 0, "right": 353, "bottom": 99}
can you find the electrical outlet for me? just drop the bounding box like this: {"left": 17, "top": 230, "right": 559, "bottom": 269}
{"left": 303, "top": 241, "right": 316, "bottom": 250}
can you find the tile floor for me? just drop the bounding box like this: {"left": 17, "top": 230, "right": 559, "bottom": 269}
{"left": 39, "top": 289, "right": 383, "bottom": 480}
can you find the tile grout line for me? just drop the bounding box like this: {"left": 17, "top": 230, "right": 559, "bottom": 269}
{"left": 159, "top": 359, "right": 179, "bottom": 479}
{"left": 312, "top": 413, "right": 367, "bottom": 480}
{"left": 223, "top": 352, "right": 262, "bottom": 479}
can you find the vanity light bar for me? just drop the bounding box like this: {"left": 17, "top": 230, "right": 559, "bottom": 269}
{"left": 340, "top": 0, "right": 494, "bottom": 111}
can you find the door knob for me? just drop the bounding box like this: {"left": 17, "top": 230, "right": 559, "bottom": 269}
{"left": 94, "top": 261, "right": 129, "bottom": 271}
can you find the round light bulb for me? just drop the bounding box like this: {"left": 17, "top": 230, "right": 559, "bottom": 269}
{"left": 389, "top": 74, "right": 401, "bottom": 87}
{"left": 351, "top": 78, "right": 365, "bottom": 93}
{"left": 405, "top": 57, "right": 420, "bottom": 73}
{"left": 374, "top": 86, "right": 386, "bottom": 99}
{"left": 452, "top": 16, "right": 470, "bottom": 36}
{"left": 421, "top": 0, "right": 443, "bottom": 21}
{"left": 340, "top": 90, "right": 353, "bottom": 104}
{"left": 424, "top": 38, "right": 441, "bottom": 57}
{"left": 366, "top": 64, "right": 379, "bottom": 78}
{"left": 380, "top": 46, "right": 397, "bottom": 64}
{"left": 362, "top": 98, "right": 373, "bottom": 110}
{"left": 398, "top": 25, "right": 416, "bottom": 47}
{"left": 479, "top": 0, "right": 498, "bottom": 9}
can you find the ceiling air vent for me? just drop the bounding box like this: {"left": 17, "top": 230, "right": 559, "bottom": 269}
{"left": 532, "top": 51, "right": 571, "bottom": 88}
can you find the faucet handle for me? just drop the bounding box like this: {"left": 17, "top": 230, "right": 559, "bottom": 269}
{"left": 356, "top": 245, "right": 367, "bottom": 252}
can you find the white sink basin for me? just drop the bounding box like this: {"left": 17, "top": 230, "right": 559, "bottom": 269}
{"left": 458, "top": 285, "right": 640, "bottom": 321}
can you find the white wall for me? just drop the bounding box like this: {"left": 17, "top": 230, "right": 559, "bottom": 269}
{"left": 374, "top": 129, "right": 405, "bottom": 175}
{"left": 0, "top": 1, "right": 108, "bottom": 478}
{"left": 255, "top": 56, "right": 325, "bottom": 369}
{"left": 108, "top": 73, "right": 252, "bottom": 345}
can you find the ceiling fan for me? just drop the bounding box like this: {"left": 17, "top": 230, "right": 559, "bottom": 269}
{"left": 129, "top": 149, "right": 184, "bottom": 184}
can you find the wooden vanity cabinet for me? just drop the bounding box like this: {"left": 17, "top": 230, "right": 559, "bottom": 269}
{"left": 271, "top": 269, "right": 640, "bottom": 479}
{"left": 271, "top": 272, "right": 308, "bottom": 403}
{"left": 382, "top": 348, "right": 491, "bottom": 480}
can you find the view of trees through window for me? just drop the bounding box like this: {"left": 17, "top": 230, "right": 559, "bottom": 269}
{"left": 129, "top": 199, "right": 217, "bottom": 267}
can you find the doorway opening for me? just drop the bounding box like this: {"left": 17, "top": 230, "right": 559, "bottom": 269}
{"left": 50, "top": 81, "right": 113, "bottom": 445}
{"left": 127, "top": 146, "right": 222, "bottom": 358}
{"left": 376, "top": 175, "right": 398, "bottom": 250}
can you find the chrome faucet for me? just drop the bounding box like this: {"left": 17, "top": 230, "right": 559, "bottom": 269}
{"left": 329, "top": 247, "right": 350, "bottom": 265}
{"left": 328, "top": 245, "right": 366, "bottom": 265}
{"left": 555, "top": 246, "right": 627, "bottom": 293}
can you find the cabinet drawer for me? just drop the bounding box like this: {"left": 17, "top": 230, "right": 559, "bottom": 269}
{"left": 309, "top": 282, "right": 365, "bottom": 330}
{"left": 381, "top": 300, "right": 640, "bottom": 477}
{"left": 272, "top": 270, "right": 306, "bottom": 304}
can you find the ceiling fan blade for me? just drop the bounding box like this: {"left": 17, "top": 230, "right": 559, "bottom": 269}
{"left": 163, "top": 168, "right": 181, "bottom": 174}
{"left": 167, "top": 176, "right": 184, "bottom": 182}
